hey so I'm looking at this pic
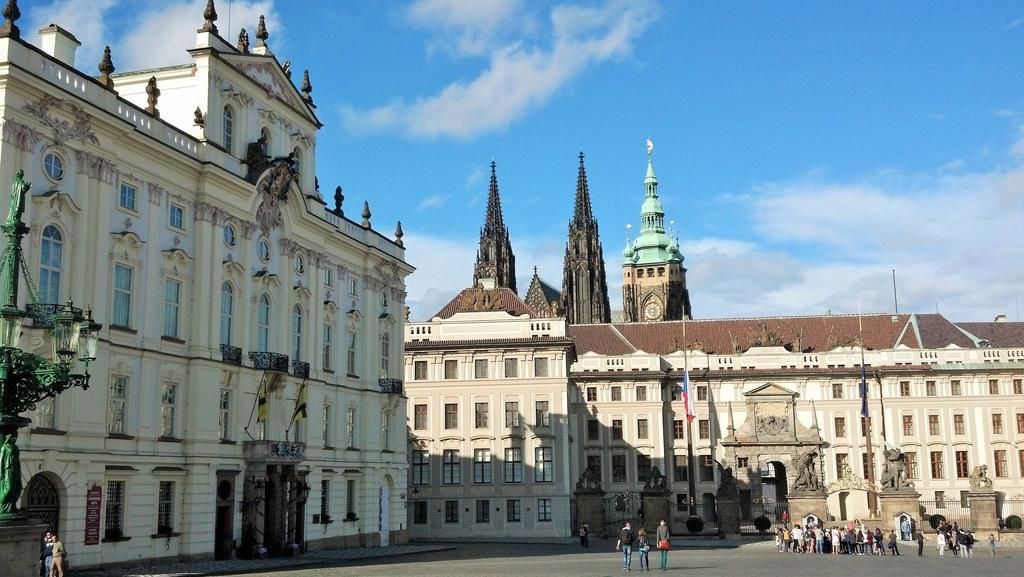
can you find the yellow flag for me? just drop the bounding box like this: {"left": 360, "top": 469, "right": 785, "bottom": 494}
{"left": 290, "top": 381, "right": 307, "bottom": 424}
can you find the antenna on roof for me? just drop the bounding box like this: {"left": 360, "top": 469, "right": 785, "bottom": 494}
{"left": 891, "top": 269, "right": 899, "bottom": 316}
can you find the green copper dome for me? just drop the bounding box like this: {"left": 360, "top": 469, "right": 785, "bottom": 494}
{"left": 623, "top": 155, "right": 682, "bottom": 265}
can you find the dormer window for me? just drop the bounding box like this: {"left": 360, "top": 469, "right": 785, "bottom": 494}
{"left": 222, "top": 106, "right": 234, "bottom": 153}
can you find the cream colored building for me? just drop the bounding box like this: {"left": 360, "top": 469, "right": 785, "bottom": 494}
{"left": 1, "top": 7, "right": 411, "bottom": 568}
{"left": 403, "top": 282, "right": 576, "bottom": 538}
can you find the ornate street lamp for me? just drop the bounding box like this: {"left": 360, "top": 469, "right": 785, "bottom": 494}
{"left": 0, "top": 170, "right": 97, "bottom": 523}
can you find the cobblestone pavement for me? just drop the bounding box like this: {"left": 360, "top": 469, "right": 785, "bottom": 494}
{"left": 75, "top": 540, "right": 1024, "bottom": 577}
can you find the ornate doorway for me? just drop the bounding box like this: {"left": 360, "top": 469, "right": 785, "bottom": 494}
{"left": 24, "top": 474, "right": 60, "bottom": 534}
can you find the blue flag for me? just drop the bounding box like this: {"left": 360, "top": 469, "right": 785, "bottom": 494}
{"left": 859, "top": 363, "right": 869, "bottom": 419}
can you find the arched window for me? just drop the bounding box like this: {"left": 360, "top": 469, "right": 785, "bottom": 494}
{"left": 380, "top": 332, "right": 390, "bottom": 378}
{"left": 220, "top": 282, "right": 233, "bottom": 346}
{"left": 258, "top": 295, "right": 270, "bottom": 352}
{"left": 222, "top": 106, "right": 234, "bottom": 152}
{"left": 39, "top": 226, "right": 62, "bottom": 303}
{"left": 292, "top": 305, "right": 303, "bottom": 361}
{"left": 292, "top": 147, "right": 302, "bottom": 174}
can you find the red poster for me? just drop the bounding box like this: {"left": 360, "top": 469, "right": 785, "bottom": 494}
{"left": 84, "top": 486, "right": 102, "bottom": 546}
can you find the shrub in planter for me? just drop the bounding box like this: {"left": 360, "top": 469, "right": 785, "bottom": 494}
{"left": 929, "top": 514, "right": 946, "bottom": 529}
{"left": 686, "top": 515, "right": 705, "bottom": 533}
{"left": 753, "top": 515, "right": 772, "bottom": 533}
{"left": 1006, "top": 515, "right": 1023, "bottom": 530}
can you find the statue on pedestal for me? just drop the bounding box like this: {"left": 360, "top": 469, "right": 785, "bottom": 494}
{"left": 969, "top": 464, "right": 993, "bottom": 491}
{"left": 716, "top": 462, "right": 739, "bottom": 499}
{"left": 879, "top": 445, "right": 913, "bottom": 491}
{"left": 791, "top": 448, "right": 821, "bottom": 492}
{"left": 643, "top": 466, "right": 667, "bottom": 492}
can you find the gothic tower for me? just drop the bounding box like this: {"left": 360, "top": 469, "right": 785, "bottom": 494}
{"left": 473, "top": 161, "right": 517, "bottom": 292}
{"left": 561, "top": 152, "right": 611, "bottom": 324}
{"left": 622, "top": 144, "right": 691, "bottom": 322}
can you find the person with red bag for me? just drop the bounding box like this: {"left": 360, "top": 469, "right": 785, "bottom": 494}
{"left": 656, "top": 519, "right": 671, "bottom": 571}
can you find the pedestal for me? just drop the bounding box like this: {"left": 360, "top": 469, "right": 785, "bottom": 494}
{"left": 787, "top": 492, "right": 827, "bottom": 526}
{"left": 0, "top": 520, "right": 48, "bottom": 577}
{"left": 968, "top": 490, "right": 998, "bottom": 532}
{"left": 717, "top": 498, "right": 740, "bottom": 535}
{"left": 877, "top": 489, "right": 921, "bottom": 531}
{"left": 574, "top": 490, "right": 605, "bottom": 537}
{"left": 641, "top": 490, "right": 671, "bottom": 533}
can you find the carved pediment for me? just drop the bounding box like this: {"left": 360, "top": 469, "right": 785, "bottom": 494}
{"left": 744, "top": 383, "right": 799, "bottom": 398}
{"left": 220, "top": 55, "right": 316, "bottom": 122}
{"left": 222, "top": 257, "right": 246, "bottom": 277}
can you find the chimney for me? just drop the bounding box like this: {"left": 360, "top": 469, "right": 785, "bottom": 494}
{"left": 994, "top": 314, "right": 1007, "bottom": 323}
{"left": 478, "top": 278, "right": 497, "bottom": 290}
{"left": 38, "top": 24, "right": 80, "bottom": 67}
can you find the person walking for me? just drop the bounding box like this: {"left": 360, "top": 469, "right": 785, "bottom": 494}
{"left": 916, "top": 529, "right": 925, "bottom": 556}
{"left": 636, "top": 528, "right": 651, "bottom": 571}
{"left": 937, "top": 530, "right": 947, "bottom": 556}
{"left": 656, "top": 519, "right": 671, "bottom": 570}
{"left": 616, "top": 522, "right": 635, "bottom": 572}
{"left": 987, "top": 534, "right": 996, "bottom": 557}
{"left": 580, "top": 523, "right": 589, "bottom": 548}
{"left": 40, "top": 532, "right": 54, "bottom": 577}
{"left": 49, "top": 534, "right": 66, "bottom": 577}
{"left": 887, "top": 529, "right": 900, "bottom": 555}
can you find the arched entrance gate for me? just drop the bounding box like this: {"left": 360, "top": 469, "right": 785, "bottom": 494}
{"left": 25, "top": 473, "right": 61, "bottom": 534}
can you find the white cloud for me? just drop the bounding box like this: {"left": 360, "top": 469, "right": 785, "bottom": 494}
{"left": 343, "top": 0, "right": 656, "bottom": 139}
{"left": 1008, "top": 16, "right": 1024, "bottom": 30}
{"left": 26, "top": 0, "right": 279, "bottom": 72}
{"left": 417, "top": 193, "right": 451, "bottom": 211}
{"left": 938, "top": 158, "right": 965, "bottom": 171}
{"left": 406, "top": 0, "right": 528, "bottom": 57}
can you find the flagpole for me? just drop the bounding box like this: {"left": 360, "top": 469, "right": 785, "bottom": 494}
{"left": 683, "top": 317, "right": 697, "bottom": 512}
{"left": 858, "top": 307, "right": 878, "bottom": 516}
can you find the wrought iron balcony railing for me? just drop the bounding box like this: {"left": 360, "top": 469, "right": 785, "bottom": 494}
{"left": 249, "top": 351, "right": 290, "bottom": 372}
{"left": 291, "top": 360, "right": 310, "bottom": 379}
{"left": 219, "top": 344, "right": 242, "bottom": 365}
{"left": 378, "top": 378, "right": 403, "bottom": 394}
{"left": 26, "top": 303, "right": 62, "bottom": 329}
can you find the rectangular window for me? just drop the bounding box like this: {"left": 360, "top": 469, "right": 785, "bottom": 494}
{"left": 587, "top": 419, "right": 599, "bottom": 440}
{"left": 346, "top": 333, "right": 357, "bottom": 376}
{"left": 474, "top": 402, "right": 489, "bottom": 428}
{"left": 476, "top": 500, "right": 490, "bottom": 523}
{"left": 673, "top": 419, "right": 684, "bottom": 440}
{"left": 322, "top": 405, "right": 332, "bottom": 447}
{"left": 989, "top": 379, "right": 999, "bottom": 395}
{"left": 930, "top": 451, "right": 944, "bottom": 479}
{"left": 587, "top": 455, "right": 602, "bottom": 479}
{"left": 504, "top": 401, "right": 520, "bottom": 427}
{"left": 834, "top": 417, "right": 846, "bottom": 438}
{"left": 160, "top": 383, "right": 177, "bottom": 438}
{"left": 534, "top": 357, "right": 549, "bottom": 377}
{"left": 676, "top": 493, "right": 689, "bottom": 513}
{"left": 443, "top": 450, "right": 461, "bottom": 484}
{"left": 324, "top": 267, "right": 334, "bottom": 287}
{"left": 994, "top": 450, "right": 1008, "bottom": 477}
{"left": 535, "top": 400, "right": 550, "bottom": 427}
{"left": 835, "top": 453, "right": 849, "bottom": 475}
{"left": 535, "top": 447, "right": 553, "bottom": 482}
{"left": 699, "top": 455, "right": 714, "bottom": 482}
{"left": 1014, "top": 379, "right": 1022, "bottom": 395}
{"left": 348, "top": 277, "right": 358, "bottom": 296}
{"left": 219, "top": 389, "right": 231, "bottom": 441}
{"left": 537, "top": 498, "right": 552, "bottom": 522}
{"left": 412, "top": 450, "right": 430, "bottom": 485}
{"left": 696, "top": 385, "right": 708, "bottom": 401}
{"left": 163, "top": 280, "right": 182, "bottom": 338}
{"left": 635, "top": 385, "right": 647, "bottom": 401}
{"left": 444, "top": 359, "right": 458, "bottom": 379}
{"left": 414, "top": 361, "right": 428, "bottom": 380}
{"left": 346, "top": 407, "right": 356, "bottom": 448}
{"left": 413, "top": 404, "right": 427, "bottom": 430}
{"left": 444, "top": 500, "right": 459, "bottom": 523}
{"left": 899, "top": 381, "right": 910, "bottom": 397}
{"left": 320, "top": 479, "right": 331, "bottom": 521}
{"left": 104, "top": 480, "right": 125, "bottom": 537}
{"left": 322, "top": 323, "right": 333, "bottom": 370}
{"left": 169, "top": 203, "right": 185, "bottom": 230}
{"left": 905, "top": 451, "right": 919, "bottom": 479}
{"left": 637, "top": 418, "right": 649, "bottom": 439}
{"left": 831, "top": 383, "right": 843, "bottom": 399}
{"left": 992, "top": 413, "right": 1004, "bottom": 434}
{"left": 506, "top": 499, "right": 521, "bottom": 522}
{"left": 901, "top": 415, "right": 914, "bottom": 436}
{"left": 955, "top": 450, "right": 969, "bottom": 478}
{"left": 612, "top": 419, "right": 623, "bottom": 440}
{"left": 157, "top": 481, "right": 175, "bottom": 534}
{"left": 108, "top": 375, "right": 128, "bottom": 435}
{"left": 112, "top": 264, "right": 133, "bottom": 327}
{"left": 951, "top": 380, "right": 962, "bottom": 396}
{"left": 474, "top": 359, "right": 488, "bottom": 379}
{"left": 504, "top": 447, "right": 523, "bottom": 483}
{"left": 953, "top": 414, "right": 965, "bottom": 435}
{"left": 473, "top": 448, "right": 492, "bottom": 483}
{"left": 1017, "top": 413, "right": 1024, "bottom": 435}
{"left": 926, "top": 381, "right": 936, "bottom": 396}
{"left": 444, "top": 403, "right": 458, "bottom": 429}
{"left": 637, "top": 454, "right": 652, "bottom": 482}
{"left": 612, "top": 454, "right": 627, "bottom": 482}
{"left": 504, "top": 358, "right": 518, "bottom": 378}
{"left": 698, "top": 419, "right": 710, "bottom": 439}
{"left": 611, "top": 386, "right": 622, "bottom": 401}
{"left": 673, "top": 454, "right": 688, "bottom": 481}
{"left": 737, "top": 457, "right": 749, "bottom": 468}
{"left": 346, "top": 479, "right": 356, "bottom": 519}
{"left": 119, "top": 183, "right": 137, "bottom": 211}
{"left": 413, "top": 501, "right": 427, "bottom": 524}
{"left": 671, "top": 386, "right": 683, "bottom": 402}
{"left": 928, "top": 414, "right": 940, "bottom": 435}
{"left": 586, "top": 387, "right": 597, "bottom": 402}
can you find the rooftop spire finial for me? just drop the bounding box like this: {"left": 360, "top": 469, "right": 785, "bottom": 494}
{"left": 572, "top": 150, "right": 594, "bottom": 224}
{"left": 300, "top": 70, "right": 315, "bottom": 107}
{"left": 236, "top": 28, "right": 250, "bottom": 53}
{"left": 394, "top": 220, "right": 404, "bottom": 248}
{"left": 361, "top": 201, "right": 371, "bottom": 229}
{"left": 483, "top": 160, "right": 504, "bottom": 235}
{"left": 646, "top": 137, "right": 654, "bottom": 157}
{"left": 97, "top": 46, "right": 116, "bottom": 91}
{"left": 200, "top": 0, "right": 218, "bottom": 34}
{"left": 0, "top": 0, "right": 20, "bottom": 39}
{"left": 255, "top": 15, "right": 269, "bottom": 47}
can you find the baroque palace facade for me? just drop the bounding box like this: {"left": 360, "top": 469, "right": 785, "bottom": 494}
{"left": 1, "top": 3, "right": 411, "bottom": 568}
{"left": 405, "top": 146, "right": 1024, "bottom": 538}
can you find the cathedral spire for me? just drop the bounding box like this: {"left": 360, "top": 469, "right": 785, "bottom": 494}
{"left": 473, "top": 161, "right": 517, "bottom": 293}
{"left": 573, "top": 151, "right": 593, "bottom": 224}
{"left": 561, "top": 151, "right": 610, "bottom": 324}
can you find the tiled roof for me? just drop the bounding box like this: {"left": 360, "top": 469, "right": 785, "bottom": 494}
{"left": 431, "top": 287, "right": 536, "bottom": 320}
{"left": 568, "top": 324, "right": 636, "bottom": 356}
{"left": 914, "top": 313, "right": 978, "bottom": 349}
{"left": 954, "top": 321, "right": 1024, "bottom": 348}
{"left": 406, "top": 336, "right": 574, "bottom": 351}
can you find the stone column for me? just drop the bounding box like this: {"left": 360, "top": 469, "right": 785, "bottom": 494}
{"left": 574, "top": 488, "right": 605, "bottom": 538}
{"left": 877, "top": 489, "right": 921, "bottom": 530}
{"left": 968, "top": 490, "right": 998, "bottom": 533}
{"left": 717, "top": 497, "right": 740, "bottom": 536}
{"left": 786, "top": 491, "right": 828, "bottom": 526}
{"left": 641, "top": 489, "right": 672, "bottom": 534}
{"left": 0, "top": 521, "right": 48, "bottom": 577}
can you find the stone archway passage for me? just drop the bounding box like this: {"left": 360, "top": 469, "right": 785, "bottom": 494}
{"left": 25, "top": 473, "right": 60, "bottom": 534}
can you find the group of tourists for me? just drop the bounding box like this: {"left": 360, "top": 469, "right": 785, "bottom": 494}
{"left": 933, "top": 521, "right": 997, "bottom": 558}
{"left": 775, "top": 522, "right": 909, "bottom": 555}
{"left": 609, "top": 520, "right": 671, "bottom": 572}
{"left": 39, "top": 531, "right": 67, "bottom": 577}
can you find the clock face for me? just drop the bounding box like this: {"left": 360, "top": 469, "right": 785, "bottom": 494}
{"left": 644, "top": 301, "right": 662, "bottom": 320}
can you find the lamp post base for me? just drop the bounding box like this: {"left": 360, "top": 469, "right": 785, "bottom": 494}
{"left": 0, "top": 519, "right": 48, "bottom": 577}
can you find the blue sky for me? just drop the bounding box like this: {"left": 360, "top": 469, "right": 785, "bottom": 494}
{"left": 27, "top": 0, "right": 1024, "bottom": 321}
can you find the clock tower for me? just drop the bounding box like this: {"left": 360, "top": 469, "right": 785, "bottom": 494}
{"left": 622, "top": 142, "right": 691, "bottom": 322}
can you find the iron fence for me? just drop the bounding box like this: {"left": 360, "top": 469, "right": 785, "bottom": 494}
{"left": 919, "top": 500, "right": 971, "bottom": 530}
{"left": 998, "top": 498, "right": 1024, "bottom": 531}
{"left": 740, "top": 500, "right": 789, "bottom": 535}
{"left": 684, "top": 503, "right": 719, "bottom": 536}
